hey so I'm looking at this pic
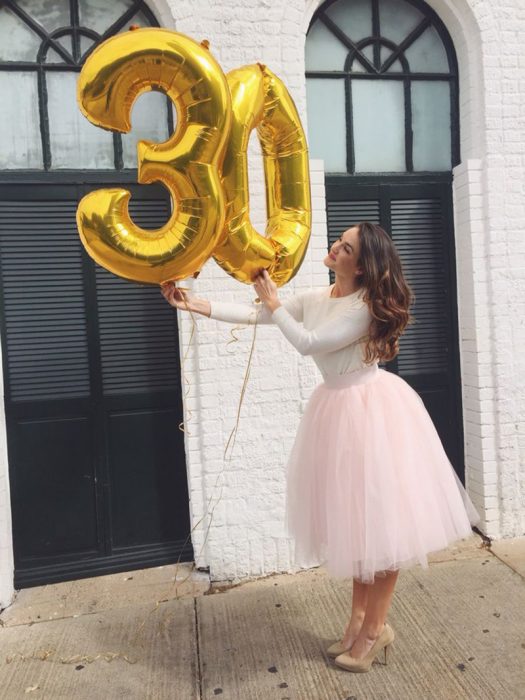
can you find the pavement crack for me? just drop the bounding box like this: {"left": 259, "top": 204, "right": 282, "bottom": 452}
{"left": 194, "top": 597, "right": 203, "bottom": 700}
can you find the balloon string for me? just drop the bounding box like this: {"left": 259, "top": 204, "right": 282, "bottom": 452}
{"left": 129, "top": 296, "right": 258, "bottom": 645}
{"left": 226, "top": 324, "right": 243, "bottom": 350}
{"left": 223, "top": 317, "right": 258, "bottom": 460}
{"left": 177, "top": 290, "right": 196, "bottom": 436}
{"left": 8, "top": 296, "right": 260, "bottom": 665}
{"left": 174, "top": 289, "right": 260, "bottom": 540}
{"left": 131, "top": 301, "right": 259, "bottom": 645}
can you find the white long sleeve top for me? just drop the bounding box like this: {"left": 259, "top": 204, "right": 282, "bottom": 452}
{"left": 208, "top": 284, "right": 375, "bottom": 379}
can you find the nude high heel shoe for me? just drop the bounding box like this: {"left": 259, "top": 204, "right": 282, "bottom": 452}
{"left": 326, "top": 619, "right": 364, "bottom": 658}
{"left": 334, "top": 622, "right": 394, "bottom": 673}
{"left": 326, "top": 639, "right": 353, "bottom": 659}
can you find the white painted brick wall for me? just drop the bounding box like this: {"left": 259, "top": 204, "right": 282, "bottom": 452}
{"left": 167, "top": 0, "right": 525, "bottom": 581}
{"left": 453, "top": 159, "right": 492, "bottom": 527}
{"left": 0, "top": 349, "right": 14, "bottom": 609}
{"left": 1, "top": 0, "right": 524, "bottom": 605}
{"left": 453, "top": 1, "right": 525, "bottom": 539}
{"left": 167, "top": 0, "right": 331, "bottom": 583}
{"left": 175, "top": 159, "right": 328, "bottom": 583}
{"left": 439, "top": 0, "right": 525, "bottom": 539}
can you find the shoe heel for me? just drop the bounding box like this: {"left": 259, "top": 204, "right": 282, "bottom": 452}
{"left": 383, "top": 643, "right": 390, "bottom": 665}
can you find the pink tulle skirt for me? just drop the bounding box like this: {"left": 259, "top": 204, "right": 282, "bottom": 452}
{"left": 285, "top": 364, "right": 481, "bottom": 583}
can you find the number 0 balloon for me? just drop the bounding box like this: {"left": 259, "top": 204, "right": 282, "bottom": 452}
{"left": 212, "top": 64, "right": 311, "bottom": 287}
{"left": 76, "top": 27, "right": 312, "bottom": 287}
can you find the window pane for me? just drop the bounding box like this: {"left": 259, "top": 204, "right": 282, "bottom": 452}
{"left": 350, "top": 44, "right": 374, "bottom": 72}
{"left": 57, "top": 36, "right": 72, "bottom": 53}
{"left": 405, "top": 25, "right": 449, "bottom": 73}
{"left": 46, "top": 48, "right": 69, "bottom": 63}
{"left": 380, "top": 47, "right": 403, "bottom": 72}
{"left": 352, "top": 80, "right": 405, "bottom": 172}
{"left": 45, "top": 35, "right": 74, "bottom": 64}
{"left": 305, "top": 21, "right": 349, "bottom": 71}
{"left": 47, "top": 72, "right": 114, "bottom": 169}
{"left": 0, "top": 5, "right": 41, "bottom": 62}
{"left": 80, "top": 35, "right": 96, "bottom": 59}
{"left": 122, "top": 91, "right": 171, "bottom": 168}
{"left": 0, "top": 72, "right": 43, "bottom": 168}
{"left": 17, "top": 0, "right": 70, "bottom": 34}
{"left": 324, "top": 0, "right": 372, "bottom": 43}
{"left": 79, "top": 0, "right": 135, "bottom": 35}
{"left": 412, "top": 81, "right": 451, "bottom": 171}
{"left": 378, "top": 0, "right": 424, "bottom": 46}
{"left": 306, "top": 78, "right": 347, "bottom": 172}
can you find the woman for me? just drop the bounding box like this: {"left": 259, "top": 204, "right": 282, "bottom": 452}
{"left": 161, "top": 221, "right": 481, "bottom": 673}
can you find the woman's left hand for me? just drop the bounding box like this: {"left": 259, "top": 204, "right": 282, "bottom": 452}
{"left": 253, "top": 269, "right": 281, "bottom": 313}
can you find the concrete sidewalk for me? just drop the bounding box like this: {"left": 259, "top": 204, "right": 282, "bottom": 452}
{"left": 0, "top": 533, "right": 524, "bottom": 699}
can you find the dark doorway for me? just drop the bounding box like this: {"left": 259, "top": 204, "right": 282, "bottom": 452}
{"left": 0, "top": 178, "right": 193, "bottom": 588}
{"left": 325, "top": 174, "right": 464, "bottom": 480}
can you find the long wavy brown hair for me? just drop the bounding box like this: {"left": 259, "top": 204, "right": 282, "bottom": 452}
{"left": 352, "top": 221, "right": 415, "bottom": 363}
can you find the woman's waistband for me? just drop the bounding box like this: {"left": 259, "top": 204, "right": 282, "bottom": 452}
{"left": 322, "top": 364, "right": 380, "bottom": 388}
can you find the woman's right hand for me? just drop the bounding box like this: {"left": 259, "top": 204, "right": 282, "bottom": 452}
{"left": 160, "top": 282, "right": 211, "bottom": 317}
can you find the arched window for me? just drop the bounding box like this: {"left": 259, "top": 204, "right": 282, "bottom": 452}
{"left": 306, "top": 0, "right": 458, "bottom": 173}
{"left": 0, "top": 0, "right": 171, "bottom": 170}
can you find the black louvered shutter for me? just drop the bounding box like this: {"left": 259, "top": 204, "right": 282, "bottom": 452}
{"left": 390, "top": 198, "right": 449, "bottom": 377}
{"left": 0, "top": 189, "right": 98, "bottom": 572}
{"left": 0, "top": 182, "right": 192, "bottom": 587}
{"left": 95, "top": 198, "right": 182, "bottom": 396}
{"left": 1, "top": 199, "right": 91, "bottom": 400}
{"left": 326, "top": 177, "right": 464, "bottom": 478}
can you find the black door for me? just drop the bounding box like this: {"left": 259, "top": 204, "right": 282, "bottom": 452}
{"left": 326, "top": 174, "right": 464, "bottom": 480}
{"left": 0, "top": 180, "right": 193, "bottom": 588}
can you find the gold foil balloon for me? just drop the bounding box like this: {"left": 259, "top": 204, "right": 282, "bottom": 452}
{"left": 211, "top": 63, "right": 311, "bottom": 287}
{"left": 76, "top": 28, "right": 231, "bottom": 284}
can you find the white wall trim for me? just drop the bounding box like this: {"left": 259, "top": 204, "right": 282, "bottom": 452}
{"left": 0, "top": 342, "right": 14, "bottom": 609}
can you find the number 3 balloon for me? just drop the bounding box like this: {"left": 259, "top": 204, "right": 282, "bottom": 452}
{"left": 76, "top": 28, "right": 311, "bottom": 287}
{"left": 76, "top": 29, "right": 231, "bottom": 284}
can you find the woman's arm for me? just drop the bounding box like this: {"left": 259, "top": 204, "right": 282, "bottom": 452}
{"left": 208, "top": 293, "right": 304, "bottom": 325}
{"left": 160, "top": 280, "right": 305, "bottom": 324}
{"left": 271, "top": 304, "right": 371, "bottom": 356}
{"left": 252, "top": 269, "right": 370, "bottom": 355}
{"left": 161, "top": 284, "right": 211, "bottom": 316}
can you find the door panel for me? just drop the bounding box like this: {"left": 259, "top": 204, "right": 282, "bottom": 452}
{"left": 95, "top": 266, "right": 183, "bottom": 395}
{"left": 0, "top": 198, "right": 90, "bottom": 401}
{"left": 13, "top": 415, "right": 97, "bottom": 558}
{"left": 108, "top": 407, "right": 188, "bottom": 549}
{"left": 325, "top": 176, "right": 464, "bottom": 480}
{"left": 0, "top": 181, "right": 193, "bottom": 587}
{"left": 391, "top": 197, "right": 450, "bottom": 377}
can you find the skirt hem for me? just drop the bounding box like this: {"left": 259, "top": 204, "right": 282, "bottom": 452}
{"left": 284, "top": 367, "right": 482, "bottom": 583}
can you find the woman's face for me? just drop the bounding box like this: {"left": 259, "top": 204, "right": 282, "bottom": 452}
{"left": 324, "top": 226, "right": 362, "bottom": 280}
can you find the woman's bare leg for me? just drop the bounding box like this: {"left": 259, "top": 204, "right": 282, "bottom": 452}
{"left": 348, "top": 569, "right": 399, "bottom": 659}
{"left": 341, "top": 578, "right": 369, "bottom": 647}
